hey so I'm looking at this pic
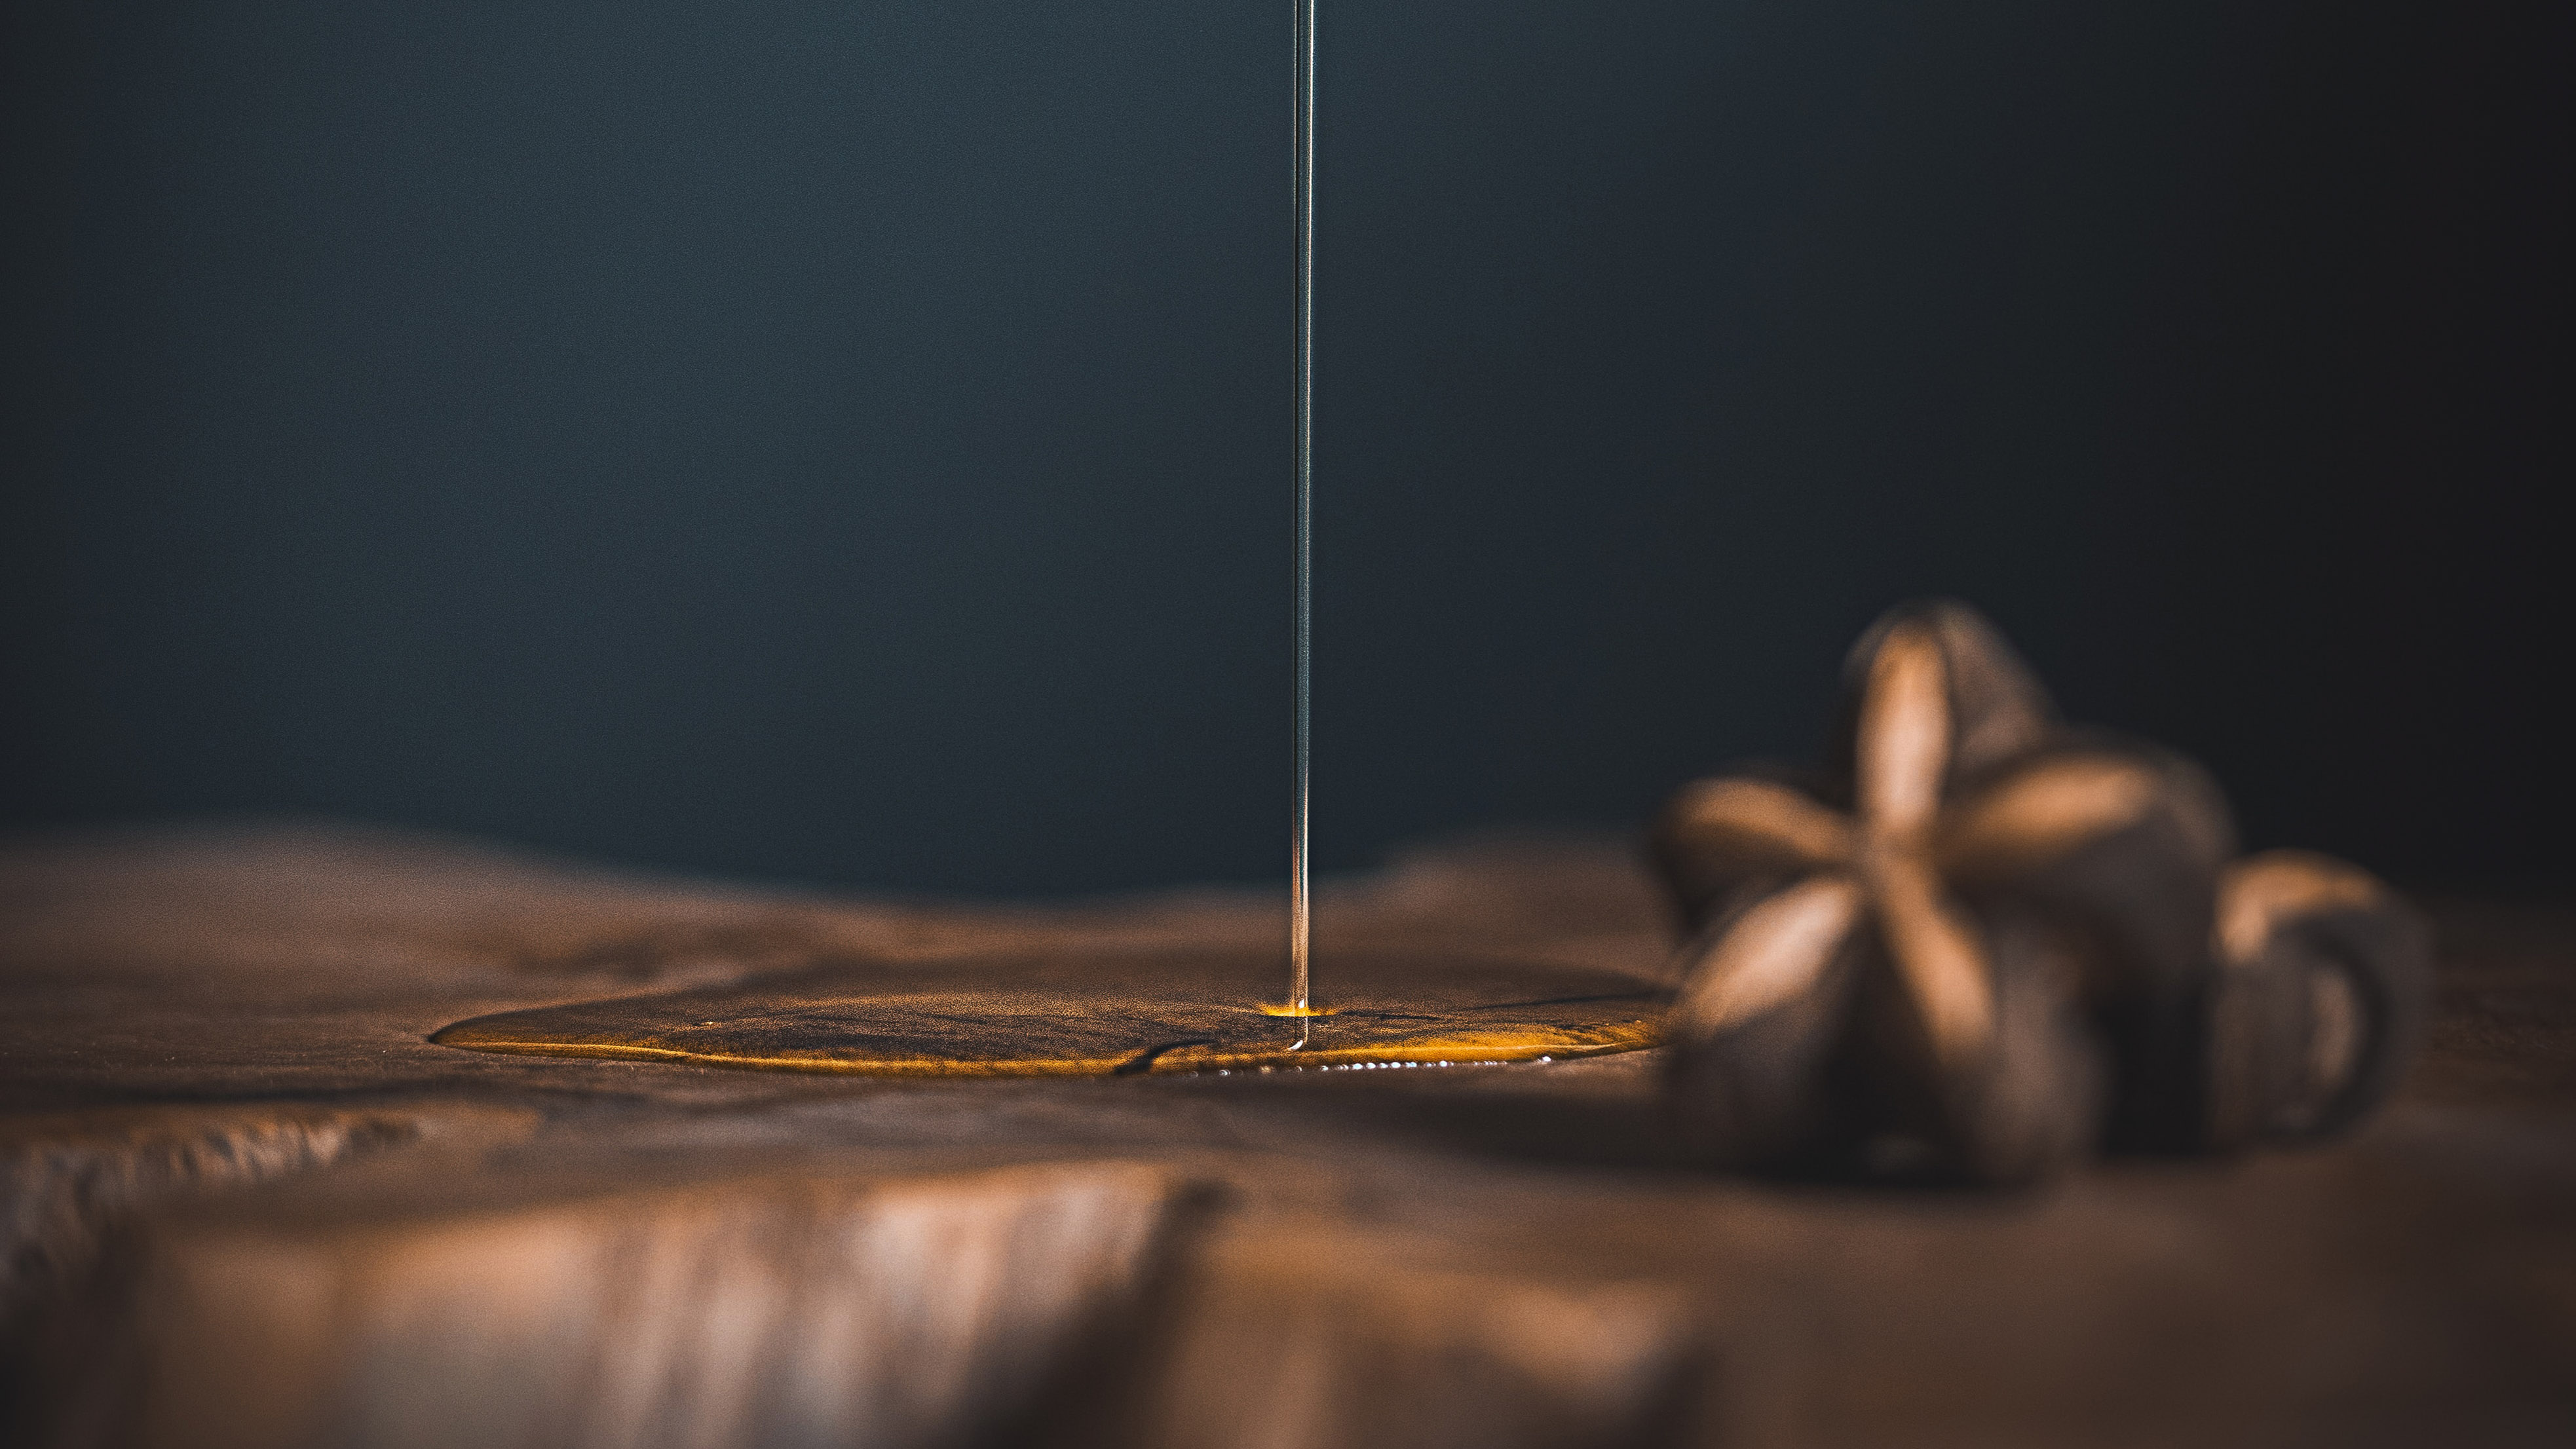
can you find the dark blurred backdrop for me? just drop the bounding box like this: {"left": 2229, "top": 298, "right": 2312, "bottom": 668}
{"left": 4, "top": 1, "right": 2568, "bottom": 897}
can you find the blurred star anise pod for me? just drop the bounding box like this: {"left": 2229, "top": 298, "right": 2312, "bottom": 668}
{"left": 1650, "top": 601, "right": 2428, "bottom": 1184}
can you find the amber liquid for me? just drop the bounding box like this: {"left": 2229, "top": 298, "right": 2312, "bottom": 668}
{"left": 1286, "top": 0, "right": 1318, "bottom": 1049}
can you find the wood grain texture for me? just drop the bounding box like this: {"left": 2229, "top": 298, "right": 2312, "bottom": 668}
{"left": 3, "top": 823, "right": 2571, "bottom": 1448}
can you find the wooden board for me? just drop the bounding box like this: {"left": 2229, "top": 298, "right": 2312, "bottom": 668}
{"left": 5, "top": 825, "right": 2573, "bottom": 1449}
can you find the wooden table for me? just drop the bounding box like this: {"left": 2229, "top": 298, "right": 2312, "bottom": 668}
{"left": 3, "top": 823, "right": 2569, "bottom": 1448}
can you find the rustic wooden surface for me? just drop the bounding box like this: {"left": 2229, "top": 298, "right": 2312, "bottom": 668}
{"left": 3, "top": 823, "right": 2571, "bottom": 1448}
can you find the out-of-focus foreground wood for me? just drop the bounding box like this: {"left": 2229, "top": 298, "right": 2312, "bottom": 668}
{"left": 3, "top": 823, "right": 2571, "bottom": 1448}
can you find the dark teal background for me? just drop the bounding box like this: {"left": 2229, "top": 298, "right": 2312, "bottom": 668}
{"left": 5, "top": 3, "right": 2568, "bottom": 894}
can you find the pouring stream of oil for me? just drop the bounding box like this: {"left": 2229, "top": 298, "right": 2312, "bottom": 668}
{"left": 430, "top": 0, "right": 1682, "bottom": 1086}
{"left": 1287, "top": 0, "right": 1317, "bottom": 1049}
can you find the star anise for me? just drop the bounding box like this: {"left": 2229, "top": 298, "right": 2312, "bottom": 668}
{"left": 1650, "top": 601, "right": 2435, "bottom": 1183}
{"left": 1649, "top": 602, "right": 2237, "bottom": 1181}
{"left": 2205, "top": 849, "right": 2431, "bottom": 1148}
